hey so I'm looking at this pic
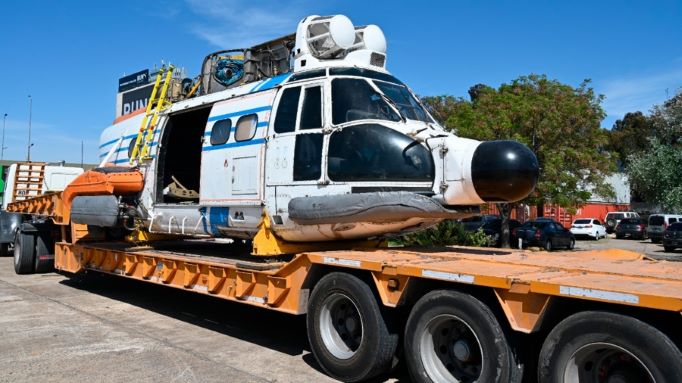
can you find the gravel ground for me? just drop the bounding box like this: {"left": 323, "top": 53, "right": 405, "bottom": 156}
{"left": 570, "top": 234, "right": 682, "bottom": 262}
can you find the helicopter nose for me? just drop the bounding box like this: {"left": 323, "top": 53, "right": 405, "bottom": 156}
{"left": 471, "top": 140, "right": 539, "bottom": 202}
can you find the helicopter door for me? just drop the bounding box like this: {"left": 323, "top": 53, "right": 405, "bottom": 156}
{"left": 200, "top": 90, "right": 276, "bottom": 206}
{"left": 265, "top": 82, "right": 326, "bottom": 214}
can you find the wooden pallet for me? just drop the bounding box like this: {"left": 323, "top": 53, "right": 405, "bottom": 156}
{"left": 12, "top": 162, "right": 46, "bottom": 202}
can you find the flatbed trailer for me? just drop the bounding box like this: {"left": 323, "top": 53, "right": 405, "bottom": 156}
{"left": 7, "top": 192, "right": 682, "bottom": 382}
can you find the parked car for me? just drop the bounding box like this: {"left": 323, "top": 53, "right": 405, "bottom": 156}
{"left": 570, "top": 218, "right": 607, "bottom": 240}
{"left": 647, "top": 214, "right": 682, "bottom": 243}
{"left": 512, "top": 219, "right": 575, "bottom": 251}
{"left": 615, "top": 218, "right": 647, "bottom": 240}
{"left": 604, "top": 211, "right": 640, "bottom": 234}
{"left": 662, "top": 222, "right": 682, "bottom": 252}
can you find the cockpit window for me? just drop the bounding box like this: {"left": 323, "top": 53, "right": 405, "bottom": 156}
{"left": 300, "top": 86, "right": 322, "bottom": 130}
{"left": 328, "top": 124, "right": 434, "bottom": 182}
{"left": 288, "top": 68, "right": 326, "bottom": 83}
{"left": 274, "top": 87, "right": 301, "bottom": 133}
{"left": 331, "top": 78, "right": 401, "bottom": 125}
{"left": 373, "top": 81, "right": 432, "bottom": 122}
{"left": 329, "top": 67, "right": 401, "bottom": 84}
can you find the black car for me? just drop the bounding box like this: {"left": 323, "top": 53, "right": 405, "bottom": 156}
{"left": 615, "top": 218, "right": 647, "bottom": 240}
{"left": 512, "top": 219, "right": 575, "bottom": 251}
{"left": 461, "top": 216, "right": 521, "bottom": 247}
{"left": 663, "top": 222, "right": 682, "bottom": 252}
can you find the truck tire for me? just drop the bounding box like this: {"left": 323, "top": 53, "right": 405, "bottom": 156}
{"left": 307, "top": 272, "right": 398, "bottom": 382}
{"left": 538, "top": 311, "right": 682, "bottom": 383}
{"left": 0, "top": 243, "right": 10, "bottom": 256}
{"left": 404, "top": 290, "right": 522, "bottom": 383}
{"left": 13, "top": 231, "right": 35, "bottom": 274}
{"left": 34, "top": 231, "right": 54, "bottom": 273}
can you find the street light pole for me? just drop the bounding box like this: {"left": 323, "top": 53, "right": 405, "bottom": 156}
{"left": 27, "top": 95, "right": 32, "bottom": 161}
{"left": 2, "top": 113, "right": 7, "bottom": 160}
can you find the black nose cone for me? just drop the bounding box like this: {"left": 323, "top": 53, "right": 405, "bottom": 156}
{"left": 471, "top": 140, "right": 539, "bottom": 202}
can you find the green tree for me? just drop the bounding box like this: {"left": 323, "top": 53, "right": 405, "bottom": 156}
{"left": 424, "top": 74, "right": 615, "bottom": 247}
{"left": 627, "top": 139, "right": 682, "bottom": 212}
{"left": 608, "top": 111, "right": 656, "bottom": 167}
{"left": 625, "top": 90, "right": 682, "bottom": 211}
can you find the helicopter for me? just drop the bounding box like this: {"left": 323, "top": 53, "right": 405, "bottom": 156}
{"left": 95, "top": 14, "right": 539, "bottom": 244}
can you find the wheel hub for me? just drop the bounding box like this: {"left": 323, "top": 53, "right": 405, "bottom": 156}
{"left": 453, "top": 339, "right": 471, "bottom": 362}
{"left": 319, "top": 293, "right": 364, "bottom": 360}
{"left": 565, "top": 343, "right": 654, "bottom": 383}
{"left": 420, "top": 314, "right": 483, "bottom": 382}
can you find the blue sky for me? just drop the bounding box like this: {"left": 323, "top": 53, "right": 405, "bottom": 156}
{"left": 0, "top": 0, "right": 680, "bottom": 163}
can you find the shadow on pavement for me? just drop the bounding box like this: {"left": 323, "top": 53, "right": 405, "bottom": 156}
{"left": 59, "top": 271, "right": 308, "bottom": 356}
{"left": 58, "top": 271, "right": 411, "bottom": 381}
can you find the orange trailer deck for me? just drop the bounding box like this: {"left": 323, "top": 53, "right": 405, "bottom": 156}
{"left": 54, "top": 239, "right": 682, "bottom": 333}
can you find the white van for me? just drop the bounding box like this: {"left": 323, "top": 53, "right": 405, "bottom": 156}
{"left": 648, "top": 214, "right": 682, "bottom": 243}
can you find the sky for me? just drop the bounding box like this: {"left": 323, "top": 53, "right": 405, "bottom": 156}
{"left": 0, "top": 0, "right": 680, "bottom": 164}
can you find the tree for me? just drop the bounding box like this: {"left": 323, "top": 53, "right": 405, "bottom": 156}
{"left": 424, "top": 74, "right": 616, "bottom": 247}
{"left": 649, "top": 91, "right": 682, "bottom": 146}
{"left": 608, "top": 111, "right": 656, "bottom": 167}
{"left": 625, "top": 90, "right": 682, "bottom": 212}
{"left": 627, "top": 139, "right": 682, "bottom": 212}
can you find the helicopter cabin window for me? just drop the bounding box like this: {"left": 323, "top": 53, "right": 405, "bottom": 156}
{"left": 210, "top": 118, "right": 231, "bottom": 145}
{"left": 331, "top": 78, "right": 400, "bottom": 125}
{"left": 157, "top": 106, "right": 211, "bottom": 203}
{"left": 294, "top": 134, "right": 323, "bottom": 181}
{"left": 274, "top": 87, "right": 301, "bottom": 133}
{"left": 235, "top": 114, "right": 258, "bottom": 141}
{"left": 300, "top": 86, "right": 322, "bottom": 130}
{"left": 327, "top": 124, "right": 434, "bottom": 182}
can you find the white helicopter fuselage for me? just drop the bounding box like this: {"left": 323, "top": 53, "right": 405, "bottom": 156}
{"left": 98, "top": 16, "right": 538, "bottom": 243}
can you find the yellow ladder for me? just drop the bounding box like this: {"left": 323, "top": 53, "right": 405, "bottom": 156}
{"left": 129, "top": 65, "right": 175, "bottom": 164}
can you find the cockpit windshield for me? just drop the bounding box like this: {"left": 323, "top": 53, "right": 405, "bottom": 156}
{"left": 372, "top": 81, "right": 432, "bottom": 123}
{"left": 330, "top": 73, "right": 433, "bottom": 125}
{"left": 331, "top": 78, "right": 401, "bottom": 125}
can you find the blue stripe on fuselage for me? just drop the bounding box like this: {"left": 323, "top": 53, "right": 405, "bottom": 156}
{"left": 202, "top": 138, "right": 265, "bottom": 152}
{"left": 207, "top": 106, "right": 272, "bottom": 122}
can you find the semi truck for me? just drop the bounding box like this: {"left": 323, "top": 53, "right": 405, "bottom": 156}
{"left": 5, "top": 14, "right": 682, "bottom": 383}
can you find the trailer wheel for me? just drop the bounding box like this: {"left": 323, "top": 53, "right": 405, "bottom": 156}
{"left": 13, "top": 231, "right": 35, "bottom": 274}
{"left": 404, "top": 290, "right": 522, "bottom": 383}
{"left": 34, "top": 231, "right": 54, "bottom": 273}
{"left": 307, "top": 272, "right": 398, "bottom": 382}
{"left": 538, "top": 311, "right": 682, "bottom": 383}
